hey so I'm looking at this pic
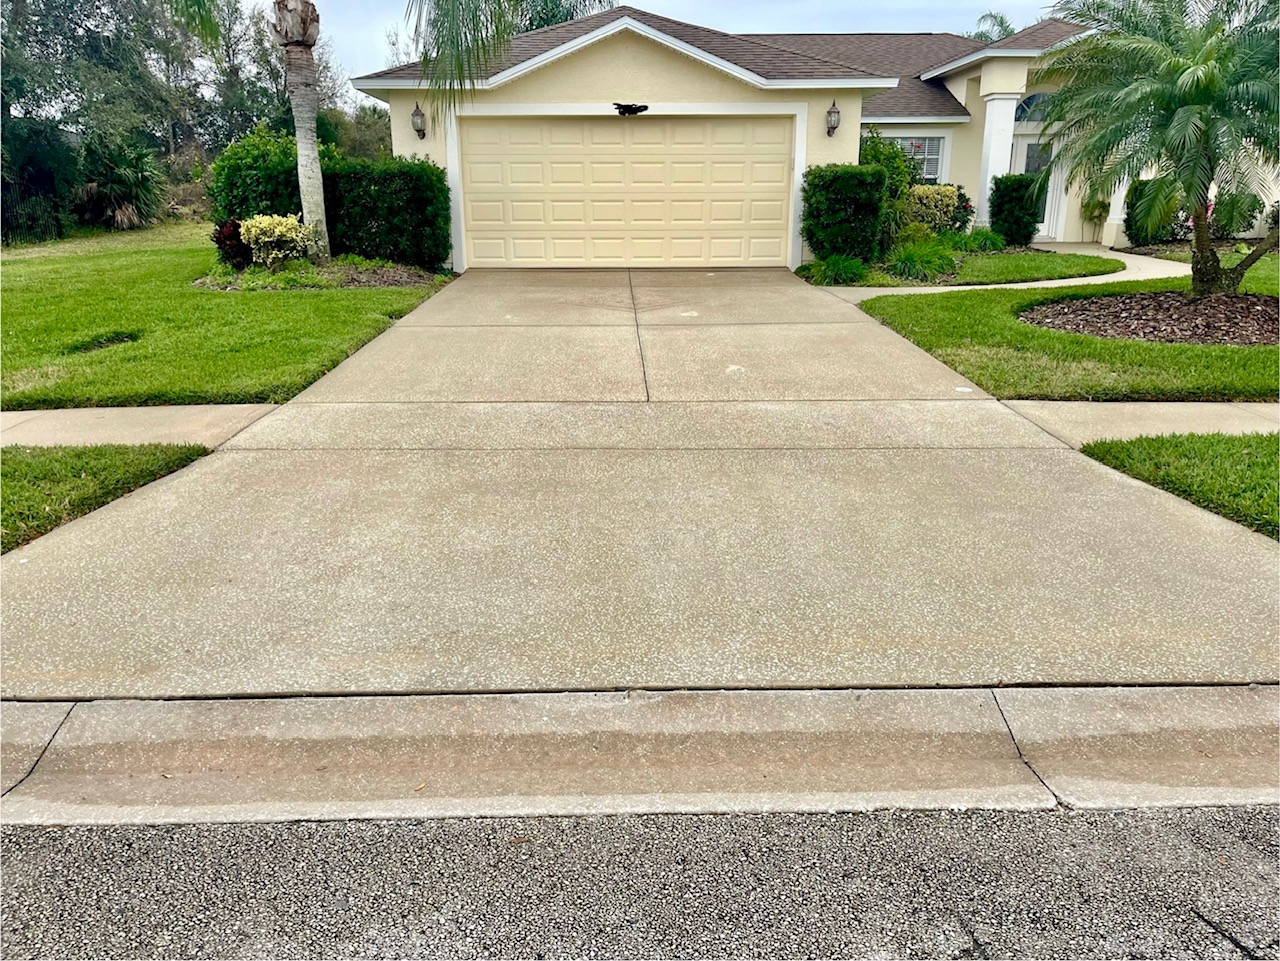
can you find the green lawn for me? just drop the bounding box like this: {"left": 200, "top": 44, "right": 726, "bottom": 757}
{"left": 861, "top": 277, "right": 1279, "bottom": 400}
{"left": 1082, "top": 432, "right": 1279, "bottom": 539}
{"left": 1153, "top": 249, "right": 1278, "bottom": 297}
{"left": 1, "top": 223, "right": 446, "bottom": 409}
{"left": 951, "top": 251, "right": 1121, "bottom": 285}
{"left": 1, "top": 443, "right": 207, "bottom": 552}
{"left": 846, "top": 251, "right": 1123, "bottom": 288}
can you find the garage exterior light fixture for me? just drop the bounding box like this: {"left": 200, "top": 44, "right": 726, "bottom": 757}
{"left": 411, "top": 102, "right": 426, "bottom": 139}
{"left": 826, "top": 100, "right": 841, "bottom": 137}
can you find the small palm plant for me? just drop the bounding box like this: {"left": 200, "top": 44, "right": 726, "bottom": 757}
{"left": 1034, "top": 0, "right": 1279, "bottom": 296}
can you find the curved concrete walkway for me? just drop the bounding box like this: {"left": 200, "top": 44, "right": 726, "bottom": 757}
{"left": 825, "top": 242, "right": 1190, "bottom": 303}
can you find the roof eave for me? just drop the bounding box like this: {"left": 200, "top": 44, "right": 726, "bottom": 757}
{"left": 918, "top": 48, "right": 1043, "bottom": 80}
{"left": 861, "top": 115, "right": 971, "bottom": 123}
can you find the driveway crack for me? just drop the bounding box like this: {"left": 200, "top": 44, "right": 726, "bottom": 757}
{"left": 1, "top": 702, "right": 75, "bottom": 798}
{"left": 990, "top": 689, "right": 1065, "bottom": 807}
{"left": 627, "top": 268, "right": 651, "bottom": 402}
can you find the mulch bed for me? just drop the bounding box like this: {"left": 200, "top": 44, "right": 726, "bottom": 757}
{"left": 1020, "top": 292, "right": 1278, "bottom": 346}
{"left": 332, "top": 264, "right": 441, "bottom": 287}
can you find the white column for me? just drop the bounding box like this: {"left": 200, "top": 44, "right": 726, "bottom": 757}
{"left": 975, "top": 93, "right": 1020, "bottom": 228}
{"left": 1100, "top": 177, "right": 1130, "bottom": 249}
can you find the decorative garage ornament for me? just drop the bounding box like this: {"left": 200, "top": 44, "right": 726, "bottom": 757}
{"left": 613, "top": 103, "right": 650, "bottom": 116}
{"left": 826, "top": 100, "right": 841, "bottom": 137}
{"left": 411, "top": 102, "right": 426, "bottom": 139}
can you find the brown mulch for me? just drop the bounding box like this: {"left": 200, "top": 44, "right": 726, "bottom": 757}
{"left": 1020, "top": 292, "right": 1278, "bottom": 346}
{"left": 332, "top": 263, "right": 441, "bottom": 287}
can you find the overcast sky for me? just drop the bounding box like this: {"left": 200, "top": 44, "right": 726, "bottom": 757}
{"left": 314, "top": 0, "right": 1058, "bottom": 83}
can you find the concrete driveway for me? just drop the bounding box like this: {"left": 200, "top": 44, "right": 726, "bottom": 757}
{"left": 2, "top": 269, "right": 1276, "bottom": 699}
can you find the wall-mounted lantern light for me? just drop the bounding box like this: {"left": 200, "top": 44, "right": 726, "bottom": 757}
{"left": 826, "top": 100, "right": 841, "bottom": 137}
{"left": 411, "top": 102, "right": 426, "bottom": 139}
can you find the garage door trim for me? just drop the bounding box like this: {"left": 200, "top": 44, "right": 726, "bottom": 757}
{"left": 444, "top": 102, "right": 810, "bottom": 272}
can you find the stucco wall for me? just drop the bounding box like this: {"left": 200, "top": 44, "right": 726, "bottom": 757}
{"left": 376, "top": 31, "right": 868, "bottom": 167}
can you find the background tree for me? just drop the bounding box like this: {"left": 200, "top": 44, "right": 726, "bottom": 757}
{"left": 1035, "top": 0, "right": 1278, "bottom": 296}
{"left": 967, "top": 11, "right": 1017, "bottom": 42}
{"left": 405, "top": 0, "right": 613, "bottom": 122}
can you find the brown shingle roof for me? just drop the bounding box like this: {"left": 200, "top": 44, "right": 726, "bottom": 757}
{"left": 747, "top": 33, "right": 982, "bottom": 117}
{"left": 358, "top": 6, "right": 883, "bottom": 83}
{"left": 988, "top": 18, "right": 1088, "bottom": 49}
{"left": 355, "top": 8, "right": 1083, "bottom": 121}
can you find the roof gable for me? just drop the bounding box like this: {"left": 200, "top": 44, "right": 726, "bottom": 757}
{"left": 355, "top": 6, "right": 899, "bottom": 91}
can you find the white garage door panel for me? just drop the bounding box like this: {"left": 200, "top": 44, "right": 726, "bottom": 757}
{"left": 460, "top": 116, "right": 794, "bottom": 267}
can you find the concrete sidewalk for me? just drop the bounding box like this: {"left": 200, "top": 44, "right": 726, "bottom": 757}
{"left": 2, "top": 686, "right": 1275, "bottom": 824}
{"left": 1007, "top": 400, "right": 1279, "bottom": 447}
{"left": 0, "top": 405, "right": 277, "bottom": 448}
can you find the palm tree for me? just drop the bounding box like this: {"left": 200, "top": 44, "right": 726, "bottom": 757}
{"left": 404, "top": 0, "right": 614, "bottom": 124}
{"left": 271, "top": 0, "right": 329, "bottom": 260}
{"left": 1035, "top": 0, "right": 1278, "bottom": 296}
{"left": 968, "top": 11, "right": 1017, "bottom": 42}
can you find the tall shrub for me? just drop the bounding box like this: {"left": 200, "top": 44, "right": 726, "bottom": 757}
{"left": 800, "top": 164, "right": 888, "bottom": 262}
{"left": 210, "top": 127, "right": 338, "bottom": 222}
{"left": 210, "top": 128, "right": 451, "bottom": 269}
{"left": 858, "top": 130, "right": 919, "bottom": 250}
{"left": 989, "top": 173, "right": 1040, "bottom": 247}
{"left": 325, "top": 157, "right": 451, "bottom": 268}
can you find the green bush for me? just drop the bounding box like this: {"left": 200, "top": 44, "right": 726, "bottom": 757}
{"left": 945, "top": 183, "right": 975, "bottom": 232}
{"left": 239, "top": 213, "right": 316, "bottom": 270}
{"left": 796, "top": 253, "right": 868, "bottom": 286}
{"left": 905, "top": 184, "right": 959, "bottom": 231}
{"left": 76, "top": 138, "right": 166, "bottom": 230}
{"left": 896, "top": 222, "right": 937, "bottom": 246}
{"left": 989, "top": 174, "right": 1041, "bottom": 247}
{"left": 210, "top": 127, "right": 451, "bottom": 268}
{"left": 858, "top": 130, "right": 919, "bottom": 199}
{"left": 885, "top": 240, "right": 956, "bottom": 282}
{"left": 324, "top": 157, "right": 451, "bottom": 269}
{"left": 935, "top": 224, "right": 1003, "bottom": 254}
{"left": 968, "top": 227, "right": 1007, "bottom": 251}
{"left": 800, "top": 164, "right": 888, "bottom": 262}
{"left": 1123, "top": 178, "right": 1188, "bottom": 247}
{"left": 1210, "top": 191, "right": 1265, "bottom": 240}
{"left": 210, "top": 127, "right": 340, "bottom": 221}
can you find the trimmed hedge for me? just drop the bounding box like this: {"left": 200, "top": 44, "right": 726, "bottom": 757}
{"left": 325, "top": 157, "right": 451, "bottom": 269}
{"left": 210, "top": 127, "right": 450, "bottom": 268}
{"left": 1122, "top": 178, "right": 1189, "bottom": 247}
{"left": 989, "top": 173, "right": 1040, "bottom": 247}
{"left": 801, "top": 164, "right": 889, "bottom": 262}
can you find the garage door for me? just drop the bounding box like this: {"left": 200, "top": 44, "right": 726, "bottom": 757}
{"left": 460, "top": 116, "right": 793, "bottom": 267}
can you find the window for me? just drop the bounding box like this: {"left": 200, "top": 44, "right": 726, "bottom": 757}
{"left": 1015, "top": 93, "right": 1049, "bottom": 122}
{"left": 885, "top": 136, "right": 944, "bottom": 182}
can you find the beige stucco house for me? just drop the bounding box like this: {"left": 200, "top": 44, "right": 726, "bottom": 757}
{"left": 352, "top": 6, "right": 1125, "bottom": 270}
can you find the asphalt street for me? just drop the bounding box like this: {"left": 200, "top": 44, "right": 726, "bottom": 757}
{"left": 3, "top": 808, "right": 1277, "bottom": 959}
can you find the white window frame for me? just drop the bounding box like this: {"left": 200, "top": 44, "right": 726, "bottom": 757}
{"left": 880, "top": 131, "right": 950, "bottom": 184}
{"left": 444, "top": 102, "right": 810, "bottom": 272}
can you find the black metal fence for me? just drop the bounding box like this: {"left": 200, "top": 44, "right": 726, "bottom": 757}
{"left": 1, "top": 184, "right": 67, "bottom": 246}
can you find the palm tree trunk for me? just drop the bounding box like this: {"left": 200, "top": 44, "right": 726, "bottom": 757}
{"left": 1189, "top": 206, "right": 1224, "bottom": 297}
{"left": 273, "top": 0, "right": 329, "bottom": 261}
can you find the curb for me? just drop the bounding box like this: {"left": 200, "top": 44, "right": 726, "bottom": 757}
{"left": 2, "top": 686, "right": 1276, "bottom": 825}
